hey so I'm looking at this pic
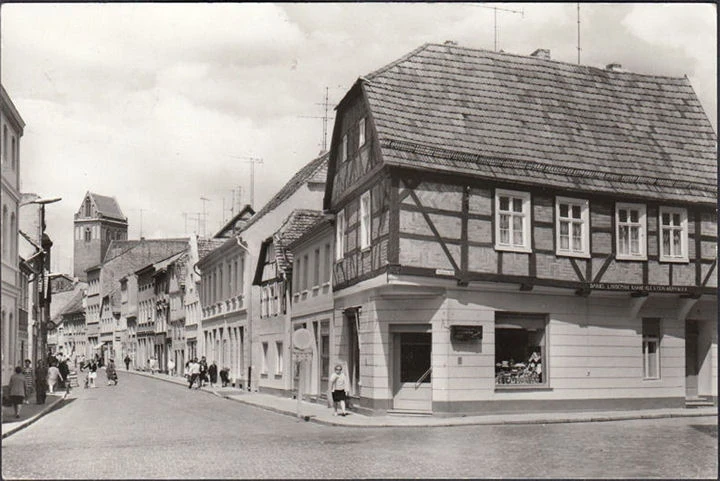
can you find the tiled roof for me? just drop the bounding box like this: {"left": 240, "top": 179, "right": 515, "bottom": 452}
{"left": 214, "top": 205, "right": 255, "bottom": 238}
{"left": 362, "top": 43, "right": 717, "bottom": 204}
{"left": 89, "top": 192, "right": 126, "bottom": 220}
{"left": 197, "top": 238, "right": 227, "bottom": 261}
{"left": 59, "top": 289, "right": 85, "bottom": 317}
{"left": 240, "top": 152, "right": 329, "bottom": 233}
{"left": 253, "top": 209, "right": 325, "bottom": 284}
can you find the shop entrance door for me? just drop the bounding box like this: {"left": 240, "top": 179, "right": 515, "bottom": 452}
{"left": 685, "top": 320, "right": 699, "bottom": 399}
{"left": 392, "top": 332, "right": 432, "bottom": 412}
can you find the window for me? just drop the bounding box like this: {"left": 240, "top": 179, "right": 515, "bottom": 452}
{"left": 324, "top": 244, "right": 331, "bottom": 284}
{"left": 302, "top": 254, "right": 309, "bottom": 291}
{"left": 313, "top": 248, "right": 320, "bottom": 287}
{"left": 341, "top": 134, "right": 348, "bottom": 162}
{"left": 659, "top": 207, "right": 688, "bottom": 262}
{"left": 2, "top": 205, "right": 7, "bottom": 259}
{"left": 495, "top": 313, "right": 546, "bottom": 386}
{"left": 84, "top": 199, "right": 92, "bottom": 217}
{"left": 84, "top": 227, "right": 92, "bottom": 243}
{"left": 269, "top": 284, "right": 276, "bottom": 315}
{"left": 495, "top": 189, "right": 531, "bottom": 252}
{"left": 358, "top": 118, "right": 366, "bottom": 147}
{"left": 2, "top": 126, "right": 7, "bottom": 164}
{"left": 294, "top": 258, "right": 301, "bottom": 294}
{"left": 336, "top": 209, "right": 346, "bottom": 260}
{"left": 275, "top": 341, "right": 283, "bottom": 375}
{"left": 556, "top": 197, "right": 589, "bottom": 257}
{"left": 11, "top": 137, "right": 16, "bottom": 171}
{"left": 261, "top": 342, "right": 268, "bottom": 374}
{"left": 642, "top": 318, "right": 661, "bottom": 380}
{"left": 616, "top": 203, "right": 647, "bottom": 260}
{"left": 360, "top": 191, "right": 371, "bottom": 250}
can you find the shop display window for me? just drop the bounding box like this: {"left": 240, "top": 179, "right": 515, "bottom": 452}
{"left": 495, "top": 313, "right": 546, "bottom": 386}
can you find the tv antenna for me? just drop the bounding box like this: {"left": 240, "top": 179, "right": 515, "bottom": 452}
{"left": 298, "top": 87, "right": 341, "bottom": 154}
{"left": 228, "top": 156, "right": 264, "bottom": 208}
{"left": 469, "top": 4, "right": 524, "bottom": 51}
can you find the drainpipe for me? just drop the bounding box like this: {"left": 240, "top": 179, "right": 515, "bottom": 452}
{"left": 235, "top": 235, "right": 253, "bottom": 391}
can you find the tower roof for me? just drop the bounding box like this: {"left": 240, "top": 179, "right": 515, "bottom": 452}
{"left": 81, "top": 192, "right": 127, "bottom": 221}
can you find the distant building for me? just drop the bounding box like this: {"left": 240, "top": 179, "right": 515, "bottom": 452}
{"left": 73, "top": 192, "right": 128, "bottom": 281}
{"left": 1, "top": 84, "right": 25, "bottom": 381}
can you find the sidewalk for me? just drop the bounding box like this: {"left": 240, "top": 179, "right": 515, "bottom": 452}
{"left": 128, "top": 370, "right": 718, "bottom": 428}
{"left": 1, "top": 392, "right": 68, "bottom": 439}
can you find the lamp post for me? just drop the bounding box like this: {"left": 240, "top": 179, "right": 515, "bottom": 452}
{"left": 25, "top": 197, "right": 61, "bottom": 403}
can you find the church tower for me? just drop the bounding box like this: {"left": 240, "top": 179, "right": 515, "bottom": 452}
{"left": 73, "top": 192, "right": 128, "bottom": 281}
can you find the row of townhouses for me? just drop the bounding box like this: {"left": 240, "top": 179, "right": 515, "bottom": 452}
{"left": 17, "top": 43, "right": 720, "bottom": 415}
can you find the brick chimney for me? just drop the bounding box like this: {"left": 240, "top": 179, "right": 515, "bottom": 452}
{"left": 530, "top": 48, "right": 550, "bottom": 59}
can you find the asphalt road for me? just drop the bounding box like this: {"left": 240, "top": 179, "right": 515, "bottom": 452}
{"left": 2, "top": 369, "right": 717, "bottom": 479}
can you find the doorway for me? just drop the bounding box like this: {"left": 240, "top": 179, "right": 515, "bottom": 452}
{"left": 685, "top": 320, "right": 705, "bottom": 400}
{"left": 392, "top": 330, "right": 432, "bottom": 412}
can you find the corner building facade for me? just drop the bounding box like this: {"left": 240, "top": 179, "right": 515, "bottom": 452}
{"left": 324, "top": 43, "right": 717, "bottom": 414}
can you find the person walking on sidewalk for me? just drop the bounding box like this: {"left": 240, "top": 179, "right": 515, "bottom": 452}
{"left": 124, "top": 355, "right": 131, "bottom": 371}
{"left": 58, "top": 358, "right": 70, "bottom": 390}
{"left": 208, "top": 361, "right": 218, "bottom": 387}
{"left": 187, "top": 358, "right": 200, "bottom": 389}
{"left": 168, "top": 359, "right": 175, "bottom": 377}
{"left": 9, "top": 366, "right": 28, "bottom": 418}
{"left": 47, "top": 362, "right": 64, "bottom": 394}
{"left": 106, "top": 359, "right": 118, "bottom": 386}
{"left": 199, "top": 357, "right": 208, "bottom": 388}
{"left": 329, "top": 364, "right": 348, "bottom": 416}
{"left": 87, "top": 359, "right": 98, "bottom": 388}
{"left": 22, "top": 359, "right": 34, "bottom": 405}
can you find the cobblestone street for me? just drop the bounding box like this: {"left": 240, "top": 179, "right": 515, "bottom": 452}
{"left": 1, "top": 371, "right": 717, "bottom": 479}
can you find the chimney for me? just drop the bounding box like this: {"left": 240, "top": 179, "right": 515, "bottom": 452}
{"left": 530, "top": 48, "right": 550, "bottom": 59}
{"left": 444, "top": 40, "right": 458, "bottom": 46}
{"left": 606, "top": 63, "right": 624, "bottom": 72}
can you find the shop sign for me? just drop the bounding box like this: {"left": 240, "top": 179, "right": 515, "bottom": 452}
{"left": 451, "top": 325, "right": 483, "bottom": 341}
{"left": 587, "top": 283, "right": 692, "bottom": 294}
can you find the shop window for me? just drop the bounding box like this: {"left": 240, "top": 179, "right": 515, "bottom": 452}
{"left": 616, "top": 202, "right": 647, "bottom": 260}
{"left": 495, "top": 313, "right": 546, "bottom": 386}
{"left": 659, "top": 207, "right": 688, "bottom": 263}
{"left": 495, "top": 189, "right": 531, "bottom": 252}
{"left": 642, "top": 318, "right": 661, "bottom": 380}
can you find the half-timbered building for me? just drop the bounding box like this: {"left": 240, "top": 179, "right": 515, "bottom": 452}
{"left": 324, "top": 43, "right": 717, "bottom": 414}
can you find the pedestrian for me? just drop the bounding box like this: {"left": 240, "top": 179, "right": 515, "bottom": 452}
{"left": 87, "top": 359, "right": 98, "bottom": 388}
{"left": 220, "top": 367, "right": 230, "bottom": 387}
{"left": 78, "top": 354, "right": 86, "bottom": 371}
{"left": 35, "top": 361, "right": 48, "bottom": 404}
{"left": 47, "top": 362, "right": 64, "bottom": 394}
{"left": 124, "top": 354, "right": 131, "bottom": 371}
{"left": 208, "top": 361, "right": 218, "bottom": 387}
{"left": 58, "top": 358, "right": 70, "bottom": 390}
{"left": 8, "top": 366, "right": 28, "bottom": 418}
{"left": 199, "top": 356, "right": 208, "bottom": 387}
{"left": 183, "top": 361, "right": 190, "bottom": 381}
{"left": 168, "top": 358, "right": 175, "bottom": 377}
{"left": 106, "top": 358, "right": 118, "bottom": 386}
{"left": 188, "top": 358, "right": 200, "bottom": 389}
{"left": 22, "top": 359, "right": 34, "bottom": 405}
{"left": 329, "top": 364, "right": 348, "bottom": 416}
{"left": 150, "top": 357, "right": 158, "bottom": 375}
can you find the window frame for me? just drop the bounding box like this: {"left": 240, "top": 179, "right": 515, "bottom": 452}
{"left": 494, "top": 189, "right": 532, "bottom": 253}
{"left": 358, "top": 117, "right": 366, "bottom": 148}
{"left": 360, "top": 191, "right": 371, "bottom": 250}
{"left": 658, "top": 206, "right": 689, "bottom": 263}
{"left": 555, "top": 197, "right": 590, "bottom": 258}
{"left": 275, "top": 341, "right": 283, "bottom": 375}
{"left": 336, "top": 209, "right": 346, "bottom": 261}
{"left": 261, "top": 342, "right": 269, "bottom": 375}
{"left": 494, "top": 313, "right": 548, "bottom": 388}
{"left": 615, "top": 202, "right": 647, "bottom": 260}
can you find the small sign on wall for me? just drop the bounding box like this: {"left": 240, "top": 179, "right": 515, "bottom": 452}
{"left": 451, "top": 325, "right": 483, "bottom": 342}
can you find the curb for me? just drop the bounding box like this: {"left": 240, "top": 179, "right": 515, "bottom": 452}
{"left": 128, "top": 370, "right": 718, "bottom": 428}
{"left": 1, "top": 391, "right": 69, "bottom": 440}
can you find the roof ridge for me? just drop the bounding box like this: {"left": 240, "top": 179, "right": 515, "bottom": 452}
{"left": 365, "top": 43, "right": 432, "bottom": 81}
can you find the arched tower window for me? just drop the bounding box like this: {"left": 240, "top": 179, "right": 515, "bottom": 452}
{"left": 85, "top": 227, "right": 92, "bottom": 242}
{"left": 84, "top": 198, "right": 92, "bottom": 217}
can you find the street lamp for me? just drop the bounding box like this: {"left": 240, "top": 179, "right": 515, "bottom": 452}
{"left": 24, "top": 196, "right": 61, "bottom": 403}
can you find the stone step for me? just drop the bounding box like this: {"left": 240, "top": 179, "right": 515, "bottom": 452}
{"left": 387, "top": 409, "right": 433, "bottom": 417}
{"left": 685, "top": 398, "right": 714, "bottom": 408}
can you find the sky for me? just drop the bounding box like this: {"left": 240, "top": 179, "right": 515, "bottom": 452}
{"left": 1, "top": 2, "right": 716, "bottom": 275}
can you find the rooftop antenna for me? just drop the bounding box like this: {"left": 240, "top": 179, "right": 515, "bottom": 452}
{"left": 200, "top": 196, "right": 210, "bottom": 237}
{"left": 139, "top": 208, "right": 145, "bottom": 238}
{"left": 470, "top": 4, "right": 524, "bottom": 51}
{"left": 577, "top": 3, "right": 581, "bottom": 64}
{"left": 298, "top": 87, "right": 342, "bottom": 154}
{"left": 228, "top": 156, "right": 264, "bottom": 207}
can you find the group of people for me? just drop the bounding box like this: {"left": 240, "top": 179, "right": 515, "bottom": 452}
{"left": 5, "top": 354, "right": 75, "bottom": 419}
{"left": 184, "top": 356, "right": 222, "bottom": 389}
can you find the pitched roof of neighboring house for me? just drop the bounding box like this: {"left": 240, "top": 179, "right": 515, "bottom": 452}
{"left": 99, "top": 238, "right": 188, "bottom": 297}
{"left": 59, "top": 288, "right": 85, "bottom": 317}
{"left": 253, "top": 209, "right": 325, "bottom": 285}
{"left": 240, "top": 152, "right": 328, "bottom": 234}
{"left": 103, "top": 238, "right": 188, "bottom": 263}
{"left": 352, "top": 43, "right": 717, "bottom": 205}
{"left": 214, "top": 205, "right": 256, "bottom": 238}
{"left": 86, "top": 192, "right": 126, "bottom": 221}
{"left": 52, "top": 282, "right": 87, "bottom": 321}
{"left": 197, "top": 238, "right": 227, "bottom": 261}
